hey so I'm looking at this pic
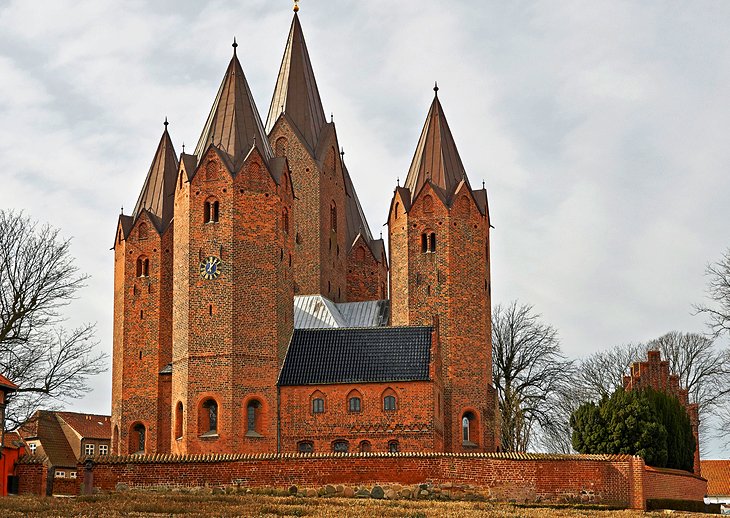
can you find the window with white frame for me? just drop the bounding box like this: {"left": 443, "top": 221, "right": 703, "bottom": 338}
{"left": 99, "top": 444, "right": 109, "bottom": 455}
{"left": 70, "top": 472, "right": 77, "bottom": 479}
{"left": 28, "top": 443, "right": 37, "bottom": 454}
{"left": 55, "top": 471, "right": 65, "bottom": 478}
{"left": 85, "top": 443, "right": 95, "bottom": 456}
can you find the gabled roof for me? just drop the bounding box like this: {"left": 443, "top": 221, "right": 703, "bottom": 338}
{"left": 3, "top": 431, "right": 23, "bottom": 449}
{"left": 132, "top": 124, "right": 178, "bottom": 231}
{"left": 404, "top": 90, "right": 470, "bottom": 203}
{"left": 55, "top": 412, "right": 111, "bottom": 440}
{"left": 18, "top": 411, "right": 77, "bottom": 468}
{"left": 266, "top": 13, "right": 326, "bottom": 152}
{"left": 702, "top": 460, "right": 730, "bottom": 496}
{"left": 0, "top": 373, "right": 17, "bottom": 391}
{"left": 279, "top": 326, "right": 432, "bottom": 386}
{"left": 194, "top": 47, "right": 273, "bottom": 171}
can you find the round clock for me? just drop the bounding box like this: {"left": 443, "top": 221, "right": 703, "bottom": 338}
{"left": 199, "top": 256, "right": 222, "bottom": 280}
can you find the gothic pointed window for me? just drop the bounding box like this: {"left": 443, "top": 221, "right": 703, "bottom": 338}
{"left": 462, "top": 411, "right": 478, "bottom": 446}
{"left": 388, "top": 440, "right": 399, "bottom": 453}
{"left": 359, "top": 440, "right": 372, "bottom": 453}
{"left": 429, "top": 232, "right": 436, "bottom": 252}
{"left": 175, "top": 402, "right": 184, "bottom": 439}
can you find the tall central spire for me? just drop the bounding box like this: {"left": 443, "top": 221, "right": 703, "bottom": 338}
{"left": 266, "top": 13, "right": 326, "bottom": 151}
{"left": 195, "top": 45, "right": 273, "bottom": 169}
{"left": 133, "top": 121, "right": 178, "bottom": 230}
{"left": 403, "top": 90, "right": 469, "bottom": 201}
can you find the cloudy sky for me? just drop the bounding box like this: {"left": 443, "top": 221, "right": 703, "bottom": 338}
{"left": 1, "top": 1, "right": 729, "bottom": 455}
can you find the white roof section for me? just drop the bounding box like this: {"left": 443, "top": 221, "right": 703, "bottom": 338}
{"left": 294, "top": 295, "right": 388, "bottom": 329}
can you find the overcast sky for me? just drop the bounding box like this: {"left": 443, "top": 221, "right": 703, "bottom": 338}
{"left": 1, "top": 1, "right": 729, "bottom": 456}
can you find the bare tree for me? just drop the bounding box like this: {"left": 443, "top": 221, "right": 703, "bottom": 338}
{"left": 0, "top": 210, "right": 107, "bottom": 428}
{"left": 577, "top": 342, "right": 645, "bottom": 401}
{"left": 492, "top": 301, "right": 574, "bottom": 452}
{"left": 695, "top": 248, "right": 730, "bottom": 338}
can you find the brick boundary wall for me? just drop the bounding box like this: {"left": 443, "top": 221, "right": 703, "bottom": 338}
{"left": 16, "top": 461, "right": 47, "bottom": 496}
{"left": 643, "top": 465, "right": 707, "bottom": 502}
{"left": 16, "top": 453, "right": 706, "bottom": 509}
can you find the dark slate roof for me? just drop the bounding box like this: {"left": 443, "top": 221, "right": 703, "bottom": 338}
{"left": 266, "top": 13, "right": 326, "bottom": 152}
{"left": 279, "top": 326, "right": 432, "bottom": 386}
{"left": 404, "top": 92, "right": 469, "bottom": 203}
{"left": 132, "top": 125, "right": 178, "bottom": 231}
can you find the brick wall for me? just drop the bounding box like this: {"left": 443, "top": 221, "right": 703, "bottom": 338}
{"left": 279, "top": 380, "right": 443, "bottom": 453}
{"left": 643, "top": 466, "right": 707, "bottom": 503}
{"left": 16, "top": 462, "right": 47, "bottom": 496}
{"left": 69, "top": 453, "right": 705, "bottom": 509}
{"left": 53, "top": 477, "right": 79, "bottom": 496}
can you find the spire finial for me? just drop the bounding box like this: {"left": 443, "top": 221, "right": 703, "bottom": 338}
{"left": 163, "top": 116, "right": 169, "bottom": 129}
{"left": 293, "top": 0, "right": 300, "bottom": 12}
{"left": 433, "top": 81, "right": 439, "bottom": 95}
{"left": 482, "top": 180, "right": 485, "bottom": 189}
{"left": 182, "top": 142, "right": 186, "bottom": 154}
{"left": 340, "top": 147, "right": 345, "bottom": 158}
{"left": 330, "top": 112, "right": 334, "bottom": 123}
{"left": 397, "top": 177, "right": 400, "bottom": 186}
{"left": 121, "top": 205, "right": 124, "bottom": 214}
{"left": 232, "top": 37, "right": 238, "bottom": 55}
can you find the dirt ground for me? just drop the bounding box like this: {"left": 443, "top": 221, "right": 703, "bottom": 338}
{"left": 0, "top": 493, "right": 715, "bottom": 517}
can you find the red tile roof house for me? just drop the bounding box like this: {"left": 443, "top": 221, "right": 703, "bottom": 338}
{"left": 18, "top": 411, "right": 111, "bottom": 495}
{"left": 702, "top": 460, "right": 730, "bottom": 512}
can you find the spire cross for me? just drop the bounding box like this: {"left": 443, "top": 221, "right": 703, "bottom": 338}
{"left": 293, "top": 0, "right": 300, "bottom": 12}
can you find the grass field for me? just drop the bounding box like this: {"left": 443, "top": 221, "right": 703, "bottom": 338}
{"left": 0, "top": 493, "right": 713, "bottom": 517}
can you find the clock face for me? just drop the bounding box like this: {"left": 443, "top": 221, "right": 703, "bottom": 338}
{"left": 199, "top": 256, "right": 222, "bottom": 280}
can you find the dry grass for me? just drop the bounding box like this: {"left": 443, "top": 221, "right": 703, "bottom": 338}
{"left": 0, "top": 493, "right": 715, "bottom": 518}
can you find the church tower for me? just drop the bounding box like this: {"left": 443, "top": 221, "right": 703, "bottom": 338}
{"left": 111, "top": 123, "right": 177, "bottom": 455}
{"left": 388, "top": 87, "right": 498, "bottom": 452}
{"left": 170, "top": 43, "right": 294, "bottom": 454}
{"left": 266, "top": 13, "right": 386, "bottom": 302}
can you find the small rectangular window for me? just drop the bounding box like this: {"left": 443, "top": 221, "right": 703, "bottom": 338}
{"left": 99, "top": 444, "right": 109, "bottom": 455}
{"left": 29, "top": 443, "right": 37, "bottom": 454}
{"left": 70, "top": 472, "right": 77, "bottom": 479}
{"left": 55, "top": 471, "right": 65, "bottom": 478}
{"left": 348, "top": 397, "right": 361, "bottom": 412}
{"left": 85, "top": 443, "right": 95, "bottom": 456}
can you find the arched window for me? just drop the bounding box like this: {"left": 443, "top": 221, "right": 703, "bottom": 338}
{"left": 332, "top": 440, "right": 349, "bottom": 453}
{"left": 282, "top": 208, "right": 289, "bottom": 233}
{"left": 138, "top": 223, "right": 148, "bottom": 240}
{"left": 330, "top": 202, "right": 337, "bottom": 233}
{"left": 462, "top": 411, "right": 478, "bottom": 446}
{"left": 388, "top": 440, "right": 399, "bottom": 453}
{"left": 312, "top": 398, "right": 325, "bottom": 414}
{"left": 136, "top": 256, "right": 149, "bottom": 277}
{"left": 421, "top": 232, "right": 436, "bottom": 253}
{"left": 421, "top": 233, "right": 428, "bottom": 253}
{"left": 275, "top": 137, "right": 288, "bottom": 157}
{"left": 130, "top": 423, "right": 145, "bottom": 454}
{"left": 347, "top": 390, "right": 362, "bottom": 413}
{"left": 297, "top": 440, "right": 313, "bottom": 453}
{"left": 430, "top": 232, "right": 436, "bottom": 252}
{"left": 246, "top": 400, "right": 262, "bottom": 436}
{"left": 359, "top": 440, "right": 371, "bottom": 453}
{"left": 384, "top": 395, "right": 396, "bottom": 411}
{"left": 394, "top": 202, "right": 399, "bottom": 219}
{"left": 200, "top": 399, "right": 218, "bottom": 435}
{"left": 204, "top": 198, "right": 220, "bottom": 223}
{"left": 423, "top": 194, "right": 433, "bottom": 213}
{"left": 175, "top": 402, "right": 184, "bottom": 439}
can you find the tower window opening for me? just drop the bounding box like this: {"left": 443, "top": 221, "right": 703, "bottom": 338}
{"left": 175, "top": 402, "right": 184, "bottom": 439}
{"left": 421, "top": 234, "right": 428, "bottom": 253}
{"left": 130, "top": 423, "right": 146, "bottom": 454}
{"left": 312, "top": 398, "right": 325, "bottom": 414}
{"left": 348, "top": 396, "right": 361, "bottom": 413}
{"left": 462, "top": 411, "right": 478, "bottom": 446}
{"left": 429, "top": 232, "right": 436, "bottom": 252}
{"left": 204, "top": 199, "right": 220, "bottom": 223}
{"left": 388, "top": 440, "right": 399, "bottom": 453}
{"left": 330, "top": 203, "right": 337, "bottom": 232}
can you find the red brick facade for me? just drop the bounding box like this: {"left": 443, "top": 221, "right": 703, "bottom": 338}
{"left": 110, "top": 14, "right": 496, "bottom": 458}
{"left": 49, "top": 452, "right": 704, "bottom": 510}
{"left": 623, "top": 350, "right": 701, "bottom": 475}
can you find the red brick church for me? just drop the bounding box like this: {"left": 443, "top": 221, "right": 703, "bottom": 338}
{"left": 111, "top": 10, "right": 498, "bottom": 456}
